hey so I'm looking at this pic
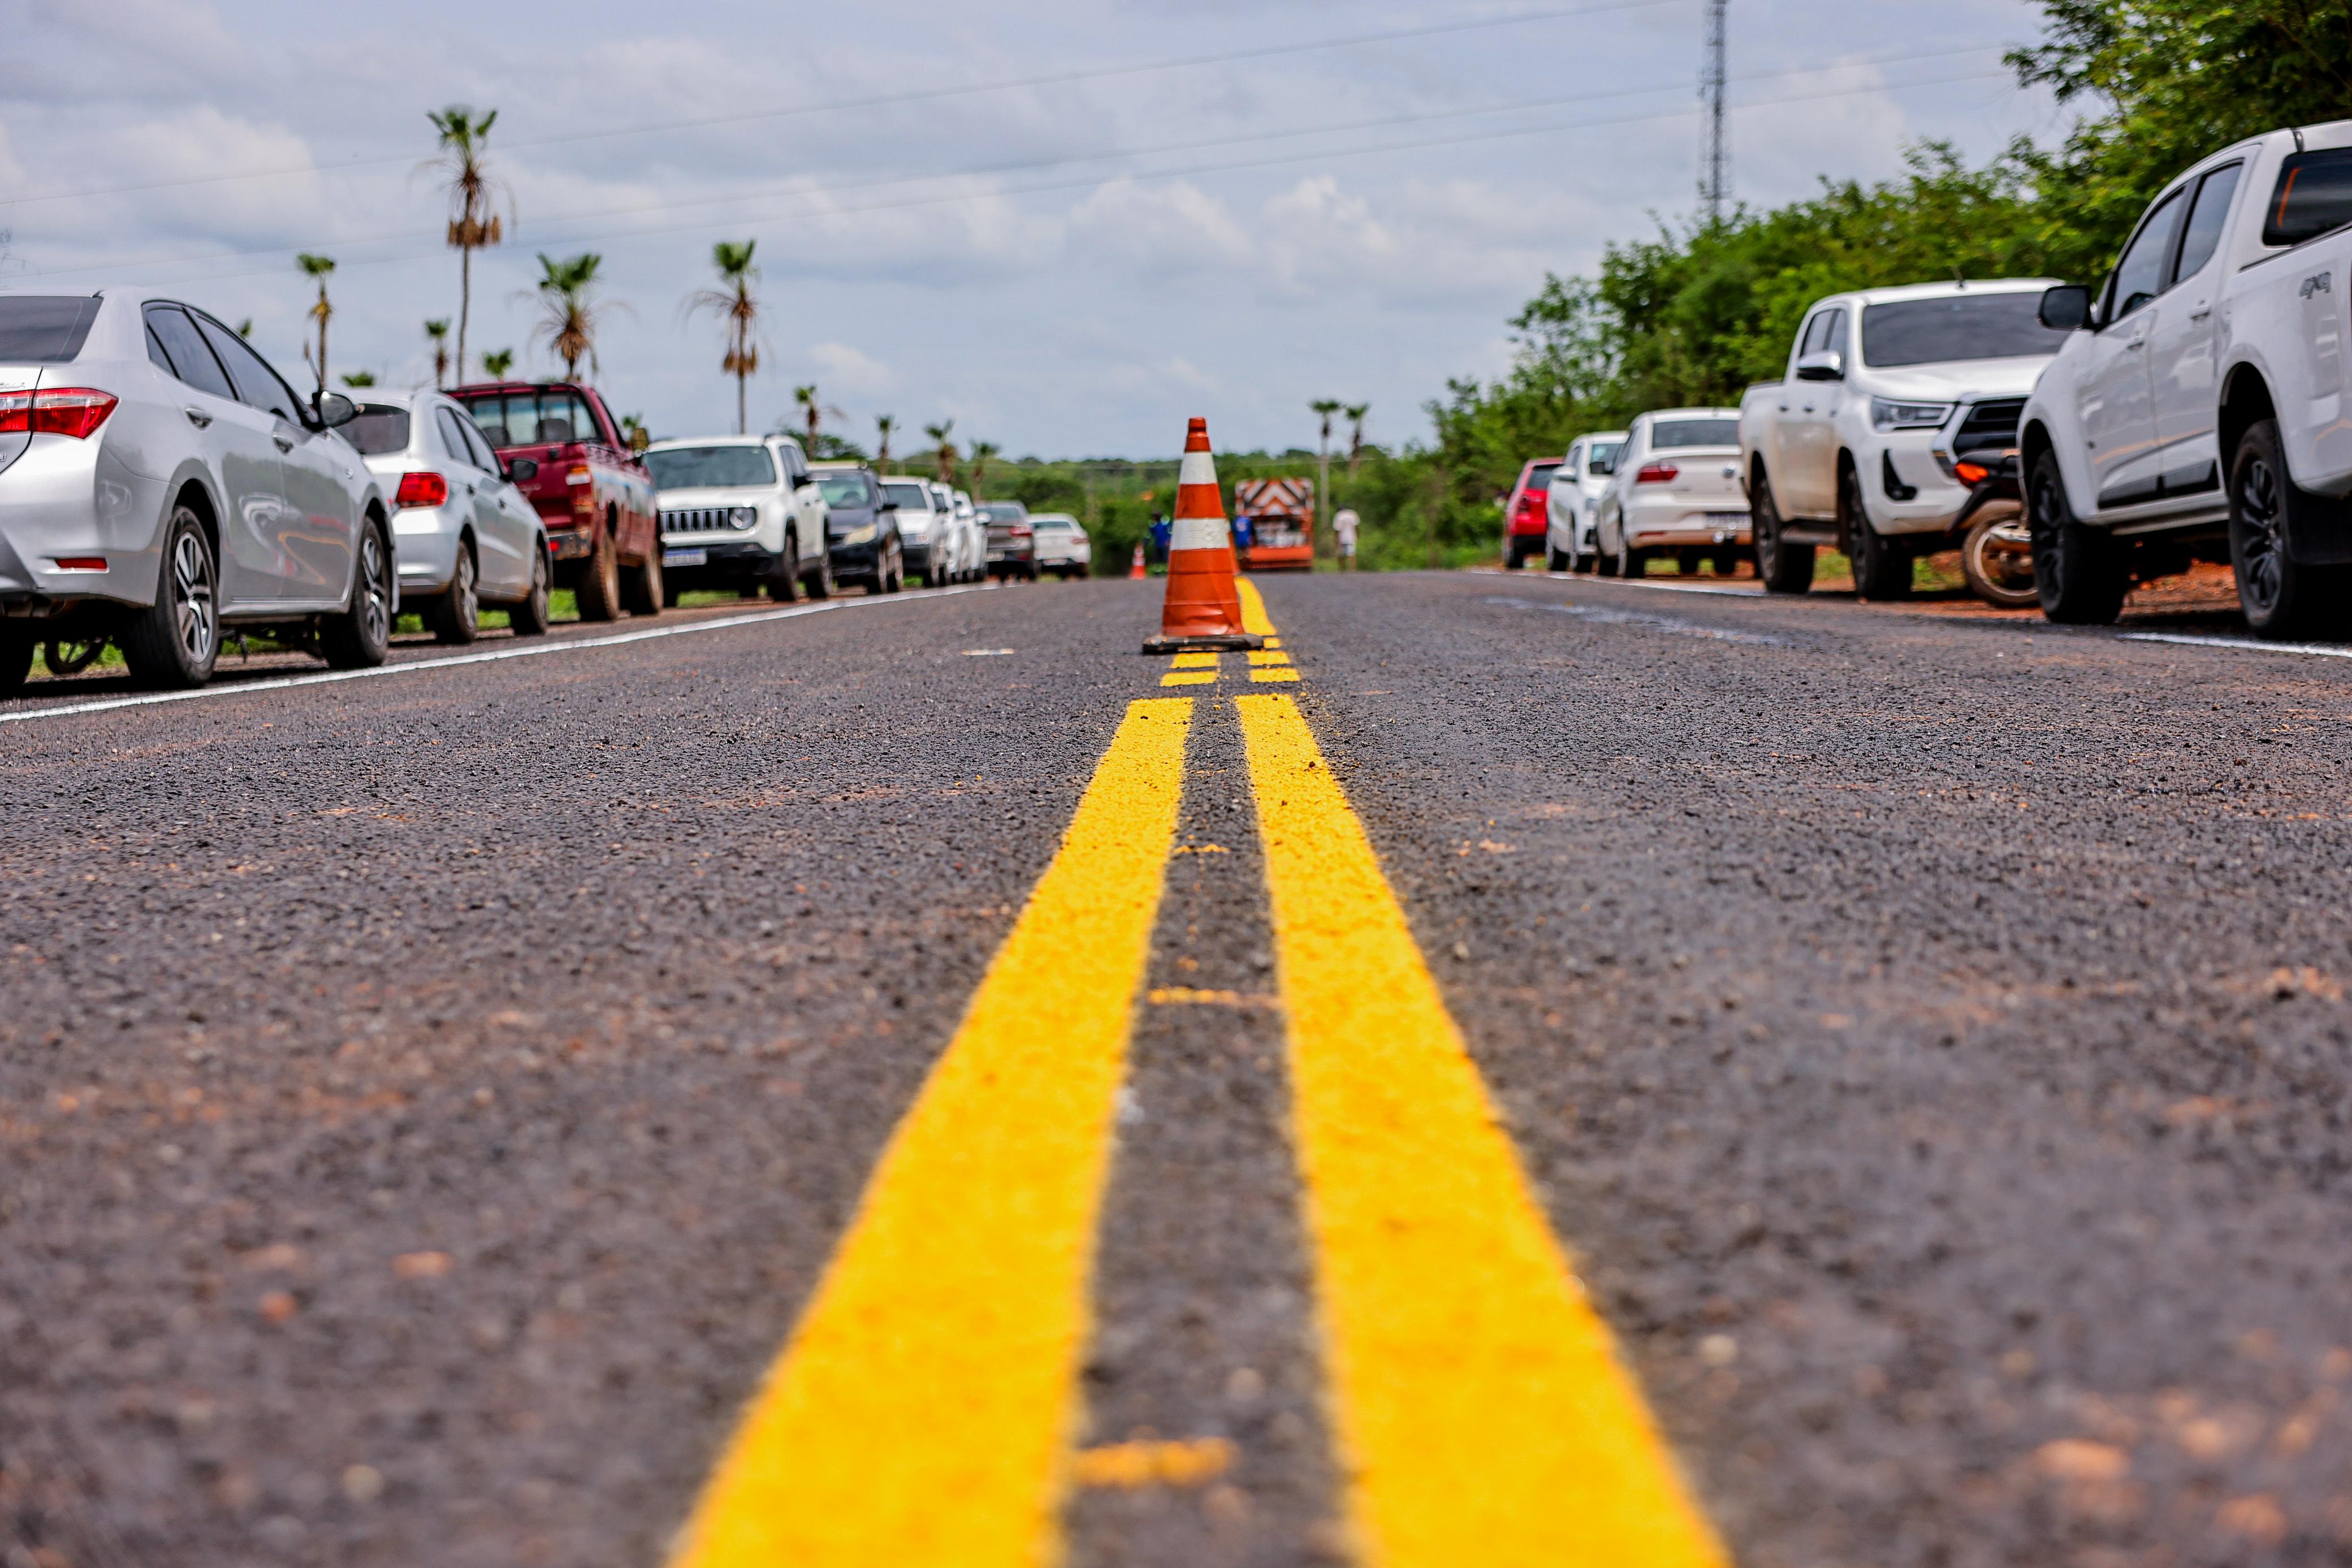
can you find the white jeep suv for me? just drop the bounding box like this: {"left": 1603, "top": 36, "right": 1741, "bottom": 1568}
{"left": 645, "top": 434, "right": 832, "bottom": 602}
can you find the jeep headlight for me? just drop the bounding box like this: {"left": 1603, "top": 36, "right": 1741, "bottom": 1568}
{"left": 729, "top": 505, "right": 758, "bottom": 529}
{"left": 1871, "top": 398, "right": 1953, "bottom": 431}
{"left": 837, "top": 523, "right": 879, "bottom": 546}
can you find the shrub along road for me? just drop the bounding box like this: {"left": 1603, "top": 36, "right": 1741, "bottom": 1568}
{"left": 5, "top": 571, "right": 2351, "bottom": 1566}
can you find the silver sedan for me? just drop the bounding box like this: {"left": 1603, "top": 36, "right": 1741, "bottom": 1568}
{"left": 0, "top": 287, "right": 393, "bottom": 691}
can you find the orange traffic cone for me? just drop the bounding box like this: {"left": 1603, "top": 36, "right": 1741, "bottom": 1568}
{"left": 1142, "top": 417, "right": 1262, "bottom": 654}
{"left": 1130, "top": 543, "right": 1147, "bottom": 579}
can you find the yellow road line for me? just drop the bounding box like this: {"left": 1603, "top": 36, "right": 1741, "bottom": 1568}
{"left": 1171, "top": 651, "right": 1221, "bottom": 669}
{"left": 1160, "top": 671, "right": 1216, "bottom": 686}
{"left": 1250, "top": 668, "right": 1300, "bottom": 683}
{"left": 1235, "top": 576, "right": 1276, "bottom": 636}
{"left": 1237, "top": 692, "right": 1723, "bottom": 1568}
{"left": 669, "top": 698, "right": 1194, "bottom": 1568}
{"left": 1248, "top": 650, "right": 1291, "bottom": 666}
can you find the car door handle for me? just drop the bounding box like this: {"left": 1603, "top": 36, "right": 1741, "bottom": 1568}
{"left": 183, "top": 405, "right": 213, "bottom": 429}
{"left": 273, "top": 435, "right": 294, "bottom": 452}
{"left": 2189, "top": 306, "right": 2212, "bottom": 320}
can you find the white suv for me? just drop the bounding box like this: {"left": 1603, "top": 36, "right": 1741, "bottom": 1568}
{"left": 879, "top": 476, "right": 957, "bottom": 586}
{"left": 644, "top": 434, "right": 832, "bottom": 602}
{"left": 1544, "top": 429, "right": 1626, "bottom": 571}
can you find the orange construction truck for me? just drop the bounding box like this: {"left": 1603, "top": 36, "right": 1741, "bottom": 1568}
{"left": 1232, "top": 478, "right": 1315, "bottom": 571}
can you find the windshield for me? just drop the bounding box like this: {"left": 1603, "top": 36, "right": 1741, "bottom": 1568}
{"left": 0, "top": 297, "right": 102, "bottom": 363}
{"left": 343, "top": 405, "right": 412, "bottom": 457}
{"left": 1860, "top": 294, "right": 2069, "bottom": 367}
{"left": 977, "top": 503, "right": 1027, "bottom": 523}
{"left": 881, "top": 482, "right": 933, "bottom": 509}
{"left": 451, "top": 388, "right": 604, "bottom": 448}
{"left": 646, "top": 445, "right": 777, "bottom": 489}
{"left": 1651, "top": 419, "right": 1739, "bottom": 449}
{"left": 1034, "top": 517, "right": 1078, "bottom": 532}
{"left": 1588, "top": 440, "right": 1623, "bottom": 473}
{"left": 815, "top": 473, "right": 873, "bottom": 508}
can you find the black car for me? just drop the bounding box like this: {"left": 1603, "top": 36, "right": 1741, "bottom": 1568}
{"left": 810, "top": 464, "right": 904, "bottom": 594}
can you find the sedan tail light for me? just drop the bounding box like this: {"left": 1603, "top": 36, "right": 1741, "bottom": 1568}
{"left": 1010, "top": 524, "right": 1032, "bottom": 537}
{"left": 394, "top": 471, "right": 449, "bottom": 509}
{"left": 1634, "top": 461, "right": 1680, "bottom": 485}
{"left": 0, "top": 387, "right": 119, "bottom": 439}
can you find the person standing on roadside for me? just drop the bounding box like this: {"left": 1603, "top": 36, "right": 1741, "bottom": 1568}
{"left": 1333, "top": 505, "right": 1359, "bottom": 570}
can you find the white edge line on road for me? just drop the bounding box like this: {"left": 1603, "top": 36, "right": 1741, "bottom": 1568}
{"left": 0, "top": 583, "right": 997, "bottom": 727}
{"left": 2120, "top": 630, "right": 2352, "bottom": 660}
{"left": 1533, "top": 571, "right": 1763, "bottom": 598}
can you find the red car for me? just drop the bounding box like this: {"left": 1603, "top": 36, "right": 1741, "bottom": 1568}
{"left": 1501, "top": 456, "right": 1564, "bottom": 569}
{"left": 447, "top": 380, "right": 662, "bottom": 620}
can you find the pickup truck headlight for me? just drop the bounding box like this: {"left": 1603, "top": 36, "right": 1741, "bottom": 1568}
{"left": 1870, "top": 398, "right": 1954, "bottom": 431}
{"left": 836, "top": 523, "right": 879, "bottom": 547}
{"left": 729, "top": 506, "right": 758, "bottom": 529}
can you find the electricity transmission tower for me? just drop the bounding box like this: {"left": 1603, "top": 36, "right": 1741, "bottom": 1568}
{"left": 1698, "top": 0, "right": 1730, "bottom": 223}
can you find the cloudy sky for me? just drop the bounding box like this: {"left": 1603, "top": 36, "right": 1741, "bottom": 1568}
{"left": 1, "top": 0, "right": 2072, "bottom": 458}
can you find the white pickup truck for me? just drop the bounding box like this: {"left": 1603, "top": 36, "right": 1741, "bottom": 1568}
{"left": 2021, "top": 120, "right": 2352, "bottom": 636}
{"left": 1737, "top": 280, "right": 2069, "bottom": 598}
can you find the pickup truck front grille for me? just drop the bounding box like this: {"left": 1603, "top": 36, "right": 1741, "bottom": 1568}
{"left": 662, "top": 508, "right": 747, "bottom": 535}
{"left": 1952, "top": 397, "right": 2027, "bottom": 455}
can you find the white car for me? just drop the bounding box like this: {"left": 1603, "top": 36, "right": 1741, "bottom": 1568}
{"left": 951, "top": 488, "right": 982, "bottom": 581}
{"left": 1544, "top": 429, "right": 1627, "bottom": 571}
{"left": 1593, "top": 409, "right": 1748, "bottom": 578}
{"left": 2022, "top": 119, "right": 2352, "bottom": 636}
{"left": 879, "top": 475, "right": 958, "bottom": 587}
{"left": 345, "top": 391, "right": 549, "bottom": 643}
{"left": 644, "top": 434, "right": 832, "bottom": 602}
{"left": 1738, "top": 279, "right": 2067, "bottom": 597}
{"left": 0, "top": 287, "right": 392, "bottom": 691}
{"left": 1031, "top": 513, "right": 1092, "bottom": 578}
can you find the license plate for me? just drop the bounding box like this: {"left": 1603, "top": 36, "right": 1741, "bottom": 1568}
{"left": 1704, "top": 512, "right": 1748, "bottom": 525}
{"left": 663, "top": 548, "right": 707, "bottom": 567}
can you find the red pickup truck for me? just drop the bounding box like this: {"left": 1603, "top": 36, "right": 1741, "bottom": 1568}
{"left": 448, "top": 380, "right": 662, "bottom": 620}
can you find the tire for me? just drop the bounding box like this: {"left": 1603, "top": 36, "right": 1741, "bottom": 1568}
{"left": 509, "top": 545, "right": 552, "bottom": 636}
{"left": 769, "top": 532, "right": 804, "bottom": 602}
{"left": 576, "top": 522, "right": 622, "bottom": 622}
{"left": 120, "top": 505, "right": 220, "bottom": 688}
{"left": 2028, "top": 449, "right": 2129, "bottom": 625}
{"left": 2229, "top": 417, "right": 2352, "bottom": 639}
{"left": 1960, "top": 510, "right": 2039, "bottom": 609}
{"left": 427, "top": 543, "right": 481, "bottom": 645}
{"left": 0, "top": 629, "right": 33, "bottom": 695}
{"left": 1752, "top": 470, "right": 1815, "bottom": 594}
{"left": 321, "top": 520, "right": 393, "bottom": 669}
{"left": 1504, "top": 537, "right": 1529, "bottom": 569}
{"left": 624, "top": 541, "right": 664, "bottom": 616}
{"left": 805, "top": 543, "right": 835, "bottom": 600}
{"left": 1546, "top": 543, "right": 1570, "bottom": 571}
{"left": 1615, "top": 544, "right": 1645, "bottom": 579}
{"left": 1843, "top": 465, "right": 1910, "bottom": 600}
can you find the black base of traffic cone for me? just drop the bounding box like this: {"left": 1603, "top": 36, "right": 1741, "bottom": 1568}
{"left": 1141, "top": 631, "right": 1263, "bottom": 655}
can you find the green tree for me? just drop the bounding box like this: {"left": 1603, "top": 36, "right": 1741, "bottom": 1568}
{"left": 482, "top": 348, "right": 515, "bottom": 379}
{"left": 967, "top": 440, "right": 1000, "bottom": 496}
{"left": 296, "top": 253, "right": 335, "bottom": 399}
{"left": 794, "top": 384, "right": 822, "bottom": 449}
{"left": 874, "top": 414, "right": 897, "bottom": 470}
{"left": 924, "top": 418, "right": 956, "bottom": 483}
{"left": 423, "top": 318, "right": 451, "bottom": 388}
{"left": 686, "top": 239, "right": 762, "bottom": 435}
{"left": 1344, "top": 402, "right": 1370, "bottom": 474}
{"left": 425, "top": 106, "right": 506, "bottom": 380}
{"left": 340, "top": 370, "right": 377, "bottom": 388}
{"left": 531, "top": 252, "right": 611, "bottom": 379}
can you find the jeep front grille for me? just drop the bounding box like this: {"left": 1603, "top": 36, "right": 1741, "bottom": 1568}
{"left": 662, "top": 508, "right": 747, "bottom": 534}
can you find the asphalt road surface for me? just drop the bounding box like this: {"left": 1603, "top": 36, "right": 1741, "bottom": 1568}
{"left": 8, "top": 569, "right": 2352, "bottom": 1567}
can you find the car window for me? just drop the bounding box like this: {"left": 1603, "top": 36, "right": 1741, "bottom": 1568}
{"left": 1798, "top": 311, "right": 1831, "bottom": 357}
{"left": 0, "top": 296, "right": 103, "bottom": 363}
{"left": 645, "top": 445, "right": 779, "bottom": 488}
{"left": 1588, "top": 439, "right": 1623, "bottom": 474}
{"left": 1859, "top": 293, "right": 2071, "bottom": 366}
{"left": 450, "top": 388, "right": 602, "bottom": 448}
{"left": 2109, "top": 186, "right": 2186, "bottom": 322}
{"left": 1523, "top": 462, "right": 1560, "bottom": 495}
{"left": 1651, "top": 418, "right": 1741, "bottom": 449}
{"left": 2173, "top": 163, "right": 2243, "bottom": 284}
{"left": 343, "top": 404, "right": 412, "bottom": 457}
{"left": 814, "top": 473, "right": 873, "bottom": 508}
{"left": 141, "top": 305, "right": 237, "bottom": 402}
{"left": 436, "top": 406, "right": 483, "bottom": 468}
{"left": 457, "top": 412, "right": 502, "bottom": 474}
{"left": 881, "top": 481, "right": 933, "bottom": 509}
{"left": 776, "top": 443, "right": 807, "bottom": 484}
{"left": 2263, "top": 146, "right": 2352, "bottom": 247}
{"left": 193, "top": 313, "right": 302, "bottom": 421}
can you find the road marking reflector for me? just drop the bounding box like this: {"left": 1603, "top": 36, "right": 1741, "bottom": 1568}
{"left": 668, "top": 698, "right": 1194, "bottom": 1568}
{"left": 1237, "top": 691, "right": 1724, "bottom": 1568}
{"left": 1144, "top": 986, "right": 1276, "bottom": 1008}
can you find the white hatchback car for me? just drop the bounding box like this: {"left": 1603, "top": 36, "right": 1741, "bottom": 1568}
{"left": 1031, "top": 513, "right": 1092, "bottom": 579}
{"left": 0, "top": 287, "right": 392, "bottom": 691}
{"left": 1545, "top": 429, "right": 1627, "bottom": 571}
{"left": 1594, "top": 409, "right": 1750, "bottom": 578}
{"left": 345, "top": 391, "right": 550, "bottom": 643}
{"left": 951, "top": 488, "right": 982, "bottom": 581}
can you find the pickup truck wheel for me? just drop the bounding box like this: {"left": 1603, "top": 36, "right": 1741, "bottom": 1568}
{"left": 0, "top": 629, "right": 33, "bottom": 695}
{"left": 1546, "top": 543, "right": 1570, "bottom": 571}
{"left": 509, "top": 547, "right": 552, "bottom": 636}
{"left": 322, "top": 521, "right": 394, "bottom": 669}
{"left": 624, "top": 545, "right": 664, "bottom": 616}
{"left": 2027, "top": 449, "right": 2128, "bottom": 624}
{"left": 1843, "top": 466, "right": 1911, "bottom": 600}
{"left": 2229, "top": 418, "right": 2352, "bottom": 639}
{"left": 427, "top": 544, "right": 481, "bottom": 645}
{"left": 1752, "top": 472, "right": 1814, "bottom": 594}
{"left": 576, "top": 526, "right": 623, "bottom": 622}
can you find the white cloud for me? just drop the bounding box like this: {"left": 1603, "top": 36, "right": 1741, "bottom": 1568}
{"left": 807, "top": 341, "right": 895, "bottom": 397}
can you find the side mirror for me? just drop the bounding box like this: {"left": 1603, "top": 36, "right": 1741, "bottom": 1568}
{"left": 1589, "top": 458, "right": 1614, "bottom": 476}
{"left": 2038, "top": 283, "right": 2093, "bottom": 331}
{"left": 1794, "top": 349, "right": 1844, "bottom": 382}
{"left": 505, "top": 457, "right": 539, "bottom": 484}
{"left": 313, "top": 391, "right": 357, "bottom": 428}
{"left": 878, "top": 498, "right": 899, "bottom": 511}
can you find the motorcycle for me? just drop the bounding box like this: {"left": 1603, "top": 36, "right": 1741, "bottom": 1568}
{"left": 1951, "top": 452, "right": 2037, "bottom": 609}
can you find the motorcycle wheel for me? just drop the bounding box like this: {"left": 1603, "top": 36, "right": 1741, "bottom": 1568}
{"left": 1961, "top": 509, "right": 2040, "bottom": 609}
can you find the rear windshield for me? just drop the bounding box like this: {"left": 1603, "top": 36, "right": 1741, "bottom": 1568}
{"left": 814, "top": 473, "right": 873, "bottom": 507}
{"left": 1034, "top": 517, "right": 1079, "bottom": 531}
{"left": 451, "top": 387, "right": 603, "bottom": 448}
{"left": 645, "top": 445, "right": 776, "bottom": 489}
{"left": 1860, "top": 294, "right": 2069, "bottom": 367}
{"left": 1651, "top": 418, "right": 1740, "bottom": 449}
{"left": 0, "top": 296, "right": 102, "bottom": 363}
{"left": 1522, "top": 462, "right": 1560, "bottom": 492}
{"left": 977, "top": 503, "right": 1027, "bottom": 522}
{"left": 881, "top": 482, "right": 933, "bottom": 509}
{"left": 343, "top": 404, "right": 411, "bottom": 457}
{"left": 2264, "top": 148, "right": 2352, "bottom": 247}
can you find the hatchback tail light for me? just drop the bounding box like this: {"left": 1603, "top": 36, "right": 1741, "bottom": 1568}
{"left": 0, "top": 387, "right": 119, "bottom": 439}
{"left": 394, "top": 471, "right": 449, "bottom": 509}
{"left": 1635, "top": 461, "right": 1680, "bottom": 484}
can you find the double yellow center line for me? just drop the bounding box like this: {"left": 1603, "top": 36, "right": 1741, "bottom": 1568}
{"left": 671, "top": 596, "right": 1722, "bottom": 1567}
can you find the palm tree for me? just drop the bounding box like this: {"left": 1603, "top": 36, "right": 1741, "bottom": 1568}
{"left": 685, "top": 240, "right": 761, "bottom": 435}
{"left": 794, "top": 384, "right": 821, "bottom": 449}
{"left": 619, "top": 413, "right": 649, "bottom": 452}
{"left": 423, "top": 318, "right": 451, "bottom": 388}
{"left": 530, "top": 252, "right": 610, "bottom": 380}
{"left": 874, "top": 414, "right": 897, "bottom": 471}
{"left": 967, "top": 440, "right": 999, "bottom": 497}
{"left": 1311, "top": 398, "right": 1343, "bottom": 554}
{"left": 425, "top": 106, "right": 507, "bottom": 379}
{"left": 296, "top": 253, "right": 335, "bottom": 399}
{"left": 482, "top": 348, "right": 515, "bottom": 379}
{"left": 1344, "top": 402, "right": 1370, "bottom": 474}
{"left": 341, "top": 370, "right": 378, "bottom": 388}
{"left": 924, "top": 418, "right": 956, "bottom": 483}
